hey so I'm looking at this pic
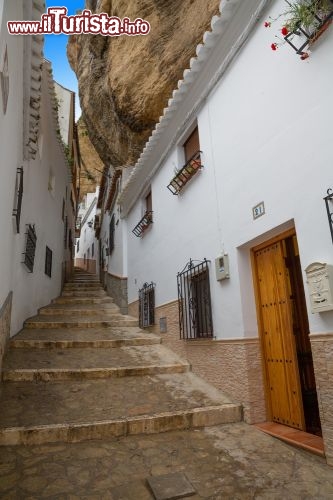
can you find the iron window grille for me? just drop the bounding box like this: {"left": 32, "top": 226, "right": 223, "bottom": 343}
{"left": 45, "top": 246, "right": 52, "bottom": 277}
{"left": 12, "top": 166, "right": 23, "bottom": 234}
{"left": 284, "top": 7, "right": 333, "bottom": 55}
{"left": 132, "top": 211, "right": 153, "bottom": 237}
{"left": 139, "top": 282, "right": 155, "bottom": 328}
{"left": 167, "top": 151, "right": 203, "bottom": 195}
{"left": 177, "top": 258, "right": 213, "bottom": 340}
{"left": 109, "top": 214, "right": 115, "bottom": 253}
{"left": 324, "top": 188, "right": 333, "bottom": 244}
{"left": 22, "top": 224, "right": 37, "bottom": 273}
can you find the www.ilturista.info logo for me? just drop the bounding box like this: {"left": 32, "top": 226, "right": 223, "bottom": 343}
{"left": 7, "top": 7, "right": 151, "bottom": 36}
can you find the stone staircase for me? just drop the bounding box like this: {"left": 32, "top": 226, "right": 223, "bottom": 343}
{"left": 0, "top": 269, "right": 242, "bottom": 446}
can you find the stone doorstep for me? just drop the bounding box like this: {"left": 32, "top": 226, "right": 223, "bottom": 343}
{"left": 24, "top": 319, "right": 139, "bottom": 329}
{"left": 0, "top": 405, "right": 242, "bottom": 446}
{"left": 2, "top": 363, "right": 190, "bottom": 382}
{"left": 9, "top": 337, "right": 162, "bottom": 349}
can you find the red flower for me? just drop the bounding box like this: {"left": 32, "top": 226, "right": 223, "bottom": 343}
{"left": 264, "top": 21, "right": 271, "bottom": 28}
{"left": 281, "top": 26, "right": 288, "bottom": 36}
{"left": 271, "top": 43, "right": 278, "bottom": 51}
{"left": 300, "top": 52, "right": 309, "bottom": 60}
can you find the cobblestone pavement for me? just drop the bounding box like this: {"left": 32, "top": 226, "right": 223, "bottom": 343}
{"left": 1, "top": 422, "right": 333, "bottom": 499}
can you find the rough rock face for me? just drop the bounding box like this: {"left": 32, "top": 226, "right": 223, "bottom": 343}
{"left": 68, "top": 0, "right": 220, "bottom": 168}
{"left": 77, "top": 117, "right": 103, "bottom": 199}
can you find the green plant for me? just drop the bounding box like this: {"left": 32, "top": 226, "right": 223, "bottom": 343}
{"left": 265, "top": 0, "right": 333, "bottom": 57}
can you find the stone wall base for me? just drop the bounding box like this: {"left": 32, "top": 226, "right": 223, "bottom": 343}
{"left": 0, "top": 292, "right": 12, "bottom": 378}
{"left": 310, "top": 333, "right": 333, "bottom": 466}
{"left": 103, "top": 272, "right": 128, "bottom": 315}
{"left": 129, "top": 299, "right": 266, "bottom": 424}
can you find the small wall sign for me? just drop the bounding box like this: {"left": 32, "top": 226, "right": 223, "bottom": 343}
{"left": 252, "top": 201, "right": 265, "bottom": 220}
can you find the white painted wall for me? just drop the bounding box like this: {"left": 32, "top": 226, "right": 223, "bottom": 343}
{"left": 0, "top": 0, "right": 24, "bottom": 310}
{"left": 0, "top": 1, "right": 75, "bottom": 335}
{"left": 75, "top": 190, "right": 99, "bottom": 273}
{"left": 100, "top": 175, "right": 126, "bottom": 278}
{"left": 125, "top": 0, "right": 333, "bottom": 339}
{"left": 9, "top": 63, "right": 71, "bottom": 335}
{"left": 54, "top": 81, "right": 73, "bottom": 146}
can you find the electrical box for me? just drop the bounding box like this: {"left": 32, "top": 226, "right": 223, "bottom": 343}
{"left": 215, "top": 254, "right": 230, "bottom": 281}
{"left": 305, "top": 262, "right": 333, "bottom": 313}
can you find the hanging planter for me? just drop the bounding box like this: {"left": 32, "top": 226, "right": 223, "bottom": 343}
{"left": 265, "top": 0, "right": 333, "bottom": 58}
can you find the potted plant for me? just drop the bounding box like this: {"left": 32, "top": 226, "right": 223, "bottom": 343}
{"left": 265, "top": 0, "right": 333, "bottom": 58}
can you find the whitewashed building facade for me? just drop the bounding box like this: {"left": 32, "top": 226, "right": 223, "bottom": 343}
{"left": 115, "top": 0, "right": 333, "bottom": 464}
{"left": 0, "top": 1, "right": 77, "bottom": 371}
{"left": 75, "top": 189, "right": 100, "bottom": 275}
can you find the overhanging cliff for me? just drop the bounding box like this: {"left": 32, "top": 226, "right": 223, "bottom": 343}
{"left": 68, "top": 0, "right": 220, "bottom": 168}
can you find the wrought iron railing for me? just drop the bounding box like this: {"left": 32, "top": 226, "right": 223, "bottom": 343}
{"left": 109, "top": 214, "right": 115, "bottom": 253}
{"left": 22, "top": 224, "right": 37, "bottom": 273}
{"left": 132, "top": 211, "right": 153, "bottom": 237}
{"left": 12, "top": 167, "right": 23, "bottom": 234}
{"left": 45, "top": 246, "right": 52, "bottom": 277}
{"left": 139, "top": 282, "right": 155, "bottom": 328}
{"left": 324, "top": 188, "right": 333, "bottom": 244}
{"left": 177, "top": 258, "right": 213, "bottom": 340}
{"left": 167, "top": 150, "right": 203, "bottom": 195}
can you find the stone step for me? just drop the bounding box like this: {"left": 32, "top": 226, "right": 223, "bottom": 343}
{"left": 39, "top": 303, "right": 120, "bottom": 316}
{"left": 61, "top": 290, "right": 108, "bottom": 297}
{"left": 9, "top": 327, "right": 161, "bottom": 349}
{"left": 0, "top": 372, "right": 242, "bottom": 445}
{"left": 63, "top": 283, "right": 104, "bottom": 292}
{"left": 24, "top": 315, "right": 139, "bottom": 329}
{"left": 52, "top": 296, "right": 114, "bottom": 305}
{"left": 2, "top": 345, "right": 189, "bottom": 381}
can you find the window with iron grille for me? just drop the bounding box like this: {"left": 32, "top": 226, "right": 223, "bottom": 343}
{"left": 45, "top": 246, "right": 52, "bottom": 277}
{"left": 62, "top": 198, "right": 65, "bottom": 221}
{"left": 109, "top": 214, "right": 115, "bottom": 254}
{"left": 139, "top": 282, "right": 155, "bottom": 328}
{"left": 22, "top": 224, "right": 37, "bottom": 273}
{"left": 64, "top": 216, "right": 68, "bottom": 249}
{"left": 1, "top": 46, "right": 9, "bottom": 115}
{"left": 12, "top": 167, "right": 23, "bottom": 233}
{"left": 177, "top": 259, "right": 213, "bottom": 340}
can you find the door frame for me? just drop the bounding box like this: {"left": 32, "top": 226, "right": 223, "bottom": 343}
{"left": 251, "top": 227, "right": 306, "bottom": 425}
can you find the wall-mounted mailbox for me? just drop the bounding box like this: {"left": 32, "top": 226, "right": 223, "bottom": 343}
{"left": 305, "top": 262, "right": 333, "bottom": 313}
{"left": 215, "top": 254, "right": 230, "bottom": 281}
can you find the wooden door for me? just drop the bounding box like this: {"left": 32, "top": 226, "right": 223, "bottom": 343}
{"left": 254, "top": 239, "right": 305, "bottom": 430}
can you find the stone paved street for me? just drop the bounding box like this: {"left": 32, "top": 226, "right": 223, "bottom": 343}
{"left": 1, "top": 271, "right": 332, "bottom": 499}
{"left": 1, "top": 423, "right": 333, "bottom": 499}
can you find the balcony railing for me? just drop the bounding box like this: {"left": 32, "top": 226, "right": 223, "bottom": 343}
{"left": 132, "top": 211, "right": 153, "bottom": 237}
{"left": 167, "top": 150, "right": 203, "bottom": 195}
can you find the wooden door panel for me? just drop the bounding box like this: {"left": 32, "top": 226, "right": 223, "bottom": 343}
{"left": 255, "top": 241, "right": 305, "bottom": 430}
